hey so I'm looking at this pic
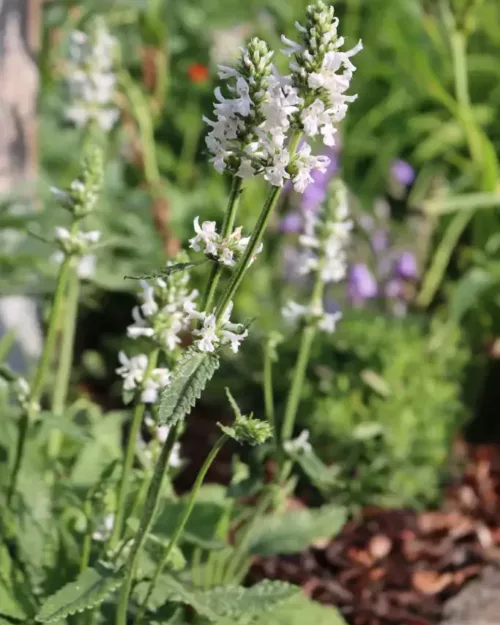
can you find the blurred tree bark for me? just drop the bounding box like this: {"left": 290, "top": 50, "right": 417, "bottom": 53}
{"left": 0, "top": 0, "right": 42, "bottom": 364}
{"left": 0, "top": 0, "right": 40, "bottom": 195}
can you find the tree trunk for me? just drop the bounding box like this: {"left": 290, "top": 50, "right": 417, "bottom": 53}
{"left": 0, "top": 0, "right": 42, "bottom": 366}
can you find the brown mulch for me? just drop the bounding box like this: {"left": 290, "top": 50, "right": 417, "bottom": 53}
{"left": 175, "top": 411, "right": 500, "bottom": 624}
{"left": 247, "top": 441, "right": 500, "bottom": 625}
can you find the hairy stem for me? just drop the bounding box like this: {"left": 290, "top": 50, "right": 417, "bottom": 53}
{"left": 279, "top": 275, "right": 324, "bottom": 479}
{"left": 215, "top": 133, "right": 301, "bottom": 320}
{"left": 8, "top": 255, "right": 73, "bottom": 505}
{"left": 202, "top": 177, "right": 243, "bottom": 313}
{"left": 48, "top": 268, "right": 81, "bottom": 461}
{"left": 115, "top": 422, "right": 180, "bottom": 625}
{"left": 263, "top": 341, "right": 278, "bottom": 453}
{"left": 109, "top": 349, "right": 159, "bottom": 549}
{"left": 136, "top": 434, "right": 228, "bottom": 624}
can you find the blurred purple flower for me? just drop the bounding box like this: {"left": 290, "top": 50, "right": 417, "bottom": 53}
{"left": 347, "top": 263, "right": 378, "bottom": 303}
{"left": 385, "top": 279, "right": 402, "bottom": 299}
{"left": 395, "top": 251, "right": 418, "bottom": 280}
{"left": 371, "top": 229, "right": 389, "bottom": 253}
{"left": 391, "top": 160, "right": 415, "bottom": 186}
{"left": 282, "top": 244, "right": 304, "bottom": 282}
{"left": 301, "top": 148, "right": 339, "bottom": 212}
{"left": 278, "top": 212, "right": 303, "bottom": 234}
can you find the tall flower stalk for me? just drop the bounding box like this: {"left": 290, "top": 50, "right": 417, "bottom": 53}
{"left": 8, "top": 145, "right": 104, "bottom": 503}
{"left": 113, "top": 3, "right": 361, "bottom": 621}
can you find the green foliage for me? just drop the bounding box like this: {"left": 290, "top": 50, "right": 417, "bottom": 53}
{"left": 225, "top": 594, "right": 348, "bottom": 625}
{"left": 300, "top": 316, "right": 467, "bottom": 508}
{"left": 159, "top": 349, "right": 220, "bottom": 426}
{"left": 35, "top": 563, "right": 124, "bottom": 622}
{"left": 147, "top": 574, "right": 299, "bottom": 621}
{"left": 247, "top": 505, "right": 347, "bottom": 556}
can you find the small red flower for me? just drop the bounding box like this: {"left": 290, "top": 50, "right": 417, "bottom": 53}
{"left": 187, "top": 63, "right": 210, "bottom": 84}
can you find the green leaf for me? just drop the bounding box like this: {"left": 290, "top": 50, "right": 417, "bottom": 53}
{"left": 159, "top": 349, "right": 220, "bottom": 426}
{"left": 247, "top": 505, "right": 347, "bottom": 556}
{"left": 35, "top": 563, "right": 123, "bottom": 623}
{"left": 248, "top": 595, "right": 348, "bottom": 625}
{"left": 125, "top": 259, "right": 210, "bottom": 281}
{"left": 450, "top": 268, "right": 496, "bottom": 320}
{"left": 155, "top": 574, "right": 298, "bottom": 621}
{"left": 287, "top": 448, "right": 340, "bottom": 493}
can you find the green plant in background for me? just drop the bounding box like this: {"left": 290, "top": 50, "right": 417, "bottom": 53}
{"left": 298, "top": 315, "right": 468, "bottom": 508}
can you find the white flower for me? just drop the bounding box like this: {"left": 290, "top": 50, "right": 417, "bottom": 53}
{"left": 188, "top": 218, "right": 262, "bottom": 268}
{"left": 77, "top": 255, "right": 97, "bottom": 279}
{"left": 116, "top": 351, "right": 148, "bottom": 391}
{"left": 191, "top": 301, "right": 248, "bottom": 353}
{"left": 263, "top": 151, "right": 290, "bottom": 187}
{"left": 282, "top": 300, "right": 309, "bottom": 325}
{"left": 291, "top": 143, "right": 330, "bottom": 193}
{"left": 127, "top": 273, "right": 198, "bottom": 352}
{"left": 92, "top": 513, "right": 115, "bottom": 541}
{"left": 189, "top": 217, "right": 219, "bottom": 255}
{"left": 318, "top": 310, "right": 342, "bottom": 333}
{"left": 66, "top": 21, "right": 119, "bottom": 130}
{"left": 283, "top": 429, "right": 312, "bottom": 454}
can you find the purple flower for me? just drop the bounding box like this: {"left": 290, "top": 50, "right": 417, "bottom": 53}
{"left": 371, "top": 229, "right": 389, "bottom": 253}
{"left": 278, "top": 212, "right": 303, "bottom": 234}
{"left": 391, "top": 160, "right": 415, "bottom": 187}
{"left": 301, "top": 148, "right": 339, "bottom": 212}
{"left": 385, "top": 279, "right": 402, "bottom": 299}
{"left": 395, "top": 251, "right": 418, "bottom": 280}
{"left": 347, "top": 263, "right": 378, "bottom": 303}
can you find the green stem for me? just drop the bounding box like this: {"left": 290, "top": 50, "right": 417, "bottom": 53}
{"left": 109, "top": 349, "right": 159, "bottom": 549}
{"left": 115, "top": 422, "right": 180, "bottom": 625}
{"left": 202, "top": 177, "right": 243, "bottom": 313}
{"left": 48, "top": 268, "right": 81, "bottom": 461}
{"left": 222, "top": 490, "right": 273, "bottom": 584}
{"left": 80, "top": 499, "right": 93, "bottom": 573}
{"left": 215, "top": 132, "right": 301, "bottom": 321}
{"left": 263, "top": 342, "right": 278, "bottom": 452}
{"left": 279, "top": 275, "right": 324, "bottom": 479}
{"left": 135, "top": 434, "right": 228, "bottom": 624}
{"left": 176, "top": 103, "right": 203, "bottom": 188}
{"left": 7, "top": 255, "right": 73, "bottom": 505}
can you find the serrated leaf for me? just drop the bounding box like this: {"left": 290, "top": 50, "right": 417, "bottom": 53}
{"left": 247, "top": 505, "right": 347, "bottom": 556}
{"left": 157, "top": 575, "right": 298, "bottom": 621}
{"left": 159, "top": 350, "right": 220, "bottom": 426}
{"left": 244, "top": 594, "right": 347, "bottom": 625}
{"left": 125, "top": 259, "right": 210, "bottom": 281}
{"left": 35, "top": 563, "right": 123, "bottom": 623}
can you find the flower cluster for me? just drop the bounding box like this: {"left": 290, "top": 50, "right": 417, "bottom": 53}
{"left": 66, "top": 19, "right": 119, "bottom": 130}
{"left": 116, "top": 352, "right": 171, "bottom": 404}
{"left": 298, "top": 181, "right": 352, "bottom": 282}
{"left": 126, "top": 270, "right": 198, "bottom": 352}
{"left": 204, "top": 2, "right": 360, "bottom": 194}
{"left": 282, "top": 181, "right": 352, "bottom": 333}
{"left": 349, "top": 200, "right": 419, "bottom": 316}
{"left": 52, "top": 227, "right": 101, "bottom": 279}
{"left": 185, "top": 301, "right": 248, "bottom": 353}
{"left": 189, "top": 217, "right": 263, "bottom": 267}
{"left": 282, "top": 1, "right": 362, "bottom": 147}
{"left": 282, "top": 300, "right": 341, "bottom": 334}
{"left": 204, "top": 37, "right": 275, "bottom": 176}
